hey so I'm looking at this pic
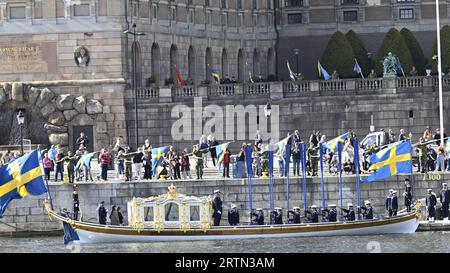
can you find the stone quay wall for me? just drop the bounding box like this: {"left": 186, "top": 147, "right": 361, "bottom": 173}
{"left": 0, "top": 173, "right": 445, "bottom": 234}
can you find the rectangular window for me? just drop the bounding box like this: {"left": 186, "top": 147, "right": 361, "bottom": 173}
{"left": 285, "top": 0, "right": 303, "bottom": 7}
{"left": 222, "top": 0, "right": 227, "bottom": 9}
{"left": 343, "top": 10, "right": 358, "bottom": 22}
{"left": 73, "top": 4, "right": 90, "bottom": 16}
{"left": 397, "top": 0, "right": 414, "bottom": 2}
{"left": 253, "top": 0, "right": 257, "bottom": 9}
{"left": 341, "top": 0, "right": 359, "bottom": 4}
{"left": 288, "top": 13, "right": 302, "bottom": 24}
{"left": 399, "top": 8, "right": 414, "bottom": 19}
{"left": 153, "top": 5, "right": 158, "bottom": 19}
{"left": 267, "top": 0, "right": 272, "bottom": 9}
{"left": 237, "top": 0, "right": 242, "bottom": 9}
{"left": 188, "top": 0, "right": 193, "bottom": 5}
{"left": 205, "top": 0, "right": 210, "bottom": 7}
{"left": 9, "top": 6, "right": 26, "bottom": 20}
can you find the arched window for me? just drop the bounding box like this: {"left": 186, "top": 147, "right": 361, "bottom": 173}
{"left": 170, "top": 44, "right": 178, "bottom": 81}
{"left": 221, "top": 48, "right": 229, "bottom": 78}
{"left": 188, "top": 46, "right": 196, "bottom": 84}
{"left": 253, "top": 48, "right": 260, "bottom": 78}
{"left": 151, "top": 43, "right": 160, "bottom": 86}
{"left": 237, "top": 49, "right": 245, "bottom": 83}
{"left": 205, "top": 47, "right": 213, "bottom": 81}
{"left": 131, "top": 41, "right": 142, "bottom": 88}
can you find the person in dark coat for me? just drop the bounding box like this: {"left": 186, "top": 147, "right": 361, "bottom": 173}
{"left": 72, "top": 186, "right": 80, "bottom": 221}
{"left": 228, "top": 204, "right": 240, "bottom": 226}
{"left": 322, "top": 204, "right": 337, "bottom": 222}
{"left": 342, "top": 203, "right": 355, "bottom": 221}
{"left": 391, "top": 191, "right": 398, "bottom": 216}
{"left": 251, "top": 208, "right": 265, "bottom": 225}
{"left": 117, "top": 206, "right": 124, "bottom": 225}
{"left": 426, "top": 189, "right": 437, "bottom": 221}
{"left": 440, "top": 183, "right": 450, "bottom": 221}
{"left": 272, "top": 208, "right": 283, "bottom": 224}
{"left": 97, "top": 201, "right": 107, "bottom": 225}
{"left": 361, "top": 200, "right": 374, "bottom": 220}
{"left": 288, "top": 207, "right": 301, "bottom": 224}
{"left": 404, "top": 179, "right": 413, "bottom": 212}
{"left": 208, "top": 137, "right": 219, "bottom": 167}
{"left": 76, "top": 132, "right": 89, "bottom": 149}
{"left": 305, "top": 205, "right": 319, "bottom": 223}
{"left": 212, "top": 190, "right": 223, "bottom": 226}
{"left": 385, "top": 189, "right": 394, "bottom": 216}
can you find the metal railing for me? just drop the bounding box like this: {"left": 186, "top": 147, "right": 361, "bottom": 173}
{"left": 356, "top": 78, "right": 383, "bottom": 91}
{"left": 319, "top": 80, "right": 347, "bottom": 92}
{"left": 340, "top": 0, "right": 359, "bottom": 4}
{"left": 283, "top": 81, "right": 310, "bottom": 95}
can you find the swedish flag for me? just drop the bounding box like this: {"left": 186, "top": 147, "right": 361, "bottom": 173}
{"left": 317, "top": 61, "right": 330, "bottom": 80}
{"left": 324, "top": 132, "right": 349, "bottom": 153}
{"left": 0, "top": 150, "right": 47, "bottom": 217}
{"left": 363, "top": 140, "right": 412, "bottom": 183}
{"left": 210, "top": 68, "right": 220, "bottom": 83}
{"left": 276, "top": 135, "right": 291, "bottom": 151}
{"left": 216, "top": 142, "right": 231, "bottom": 165}
{"left": 152, "top": 146, "right": 169, "bottom": 174}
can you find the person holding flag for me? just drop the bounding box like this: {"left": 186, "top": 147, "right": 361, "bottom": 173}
{"left": 210, "top": 67, "right": 220, "bottom": 83}
{"left": 176, "top": 67, "right": 185, "bottom": 87}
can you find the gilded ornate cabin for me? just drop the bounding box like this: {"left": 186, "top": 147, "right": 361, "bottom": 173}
{"left": 127, "top": 184, "right": 212, "bottom": 231}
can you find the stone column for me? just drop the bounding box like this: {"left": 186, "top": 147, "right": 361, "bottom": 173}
{"left": 0, "top": 2, "right": 7, "bottom": 25}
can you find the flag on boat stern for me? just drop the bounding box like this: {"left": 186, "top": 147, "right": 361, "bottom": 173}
{"left": 61, "top": 210, "right": 80, "bottom": 244}
{"left": 0, "top": 150, "right": 47, "bottom": 217}
{"left": 363, "top": 140, "right": 412, "bottom": 183}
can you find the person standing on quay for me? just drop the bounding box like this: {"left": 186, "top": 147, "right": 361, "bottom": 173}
{"left": 385, "top": 189, "right": 394, "bottom": 217}
{"left": 99, "top": 148, "right": 110, "bottom": 181}
{"left": 72, "top": 186, "right": 80, "bottom": 221}
{"left": 404, "top": 179, "right": 412, "bottom": 212}
{"left": 212, "top": 190, "right": 223, "bottom": 226}
{"left": 109, "top": 205, "right": 120, "bottom": 225}
{"left": 440, "top": 183, "right": 450, "bottom": 221}
{"left": 117, "top": 207, "right": 124, "bottom": 225}
{"left": 97, "top": 201, "right": 107, "bottom": 225}
{"left": 426, "top": 189, "right": 437, "bottom": 221}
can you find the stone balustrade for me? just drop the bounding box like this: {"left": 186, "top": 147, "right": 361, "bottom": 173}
{"left": 134, "top": 76, "right": 447, "bottom": 103}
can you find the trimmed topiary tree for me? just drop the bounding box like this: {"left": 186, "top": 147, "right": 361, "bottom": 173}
{"left": 321, "top": 31, "right": 356, "bottom": 78}
{"left": 346, "top": 30, "right": 370, "bottom": 76}
{"left": 375, "top": 28, "right": 414, "bottom": 76}
{"left": 400, "top": 28, "right": 426, "bottom": 75}
{"left": 430, "top": 25, "right": 450, "bottom": 74}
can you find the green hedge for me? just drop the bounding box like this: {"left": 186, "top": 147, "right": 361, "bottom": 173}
{"left": 346, "top": 30, "right": 370, "bottom": 76}
{"left": 400, "top": 28, "right": 426, "bottom": 75}
{"left": 375, "top": 28, "right": 414, "bottom": 76}
{"left": 430, "top": 25, "right": 450, "bottom": 74}
{"left": 321, "top": 31, "right": 356, "bottom": 78}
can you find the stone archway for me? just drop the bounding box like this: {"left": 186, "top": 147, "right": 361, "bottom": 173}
{"left": 0, "top": 82, "right": 105, "bottom": 150}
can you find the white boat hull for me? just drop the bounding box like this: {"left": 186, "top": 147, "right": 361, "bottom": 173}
{"left": 74, "top": 216, "right": 419, "bottom": 244}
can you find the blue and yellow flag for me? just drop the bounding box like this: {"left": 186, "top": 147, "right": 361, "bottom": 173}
{"left": 216, "top": 142, "right": 231, "bottom": 165}
{"left": 324, "top": 132, "right": 349, "bottom": 153}
{"left": 0, "top": 150, "right": 47, "bottom": 217}
{"left": 210, "top": 68, "right": 220, "bottom": 83}
{"left": 276, "top": 135, "right": 291, "bottom": 151}
{"left": 74, "top": 152, "right": 97, "bottom": 172}
{"left": 152, "top": 146, "right": 169, "bottom": 174}
{"left": 318, "top": 61, "right": 330, "bottom": 80}
{"left": 363, "top": 140, "right": 412, "bottom": 183}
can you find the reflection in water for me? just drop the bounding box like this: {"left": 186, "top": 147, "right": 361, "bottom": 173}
{"left": 0, "top": 232, "right": 449, "bottom": 253}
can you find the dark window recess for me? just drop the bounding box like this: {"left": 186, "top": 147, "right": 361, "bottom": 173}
{"left": 399, "top": 8, "right": 414, "bottom": 19}
{"left": 288, "top": 13, "right": 302, "bottom": 24}
{"left": 409, "top": 110, "right": 414, "bottom": 118}
{"left": 341, "top": 0, "right": 359, "bottom": 4}
{"left": 237, "top": 0, "right": 242, "bottom": 10}
{"left": 343, "top": 10, "right": 358, "bottom": 22}
{"left": 285, "top": 0, "right": 303, "bottom": 7}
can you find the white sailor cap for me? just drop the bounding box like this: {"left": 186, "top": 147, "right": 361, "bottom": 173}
{"left": 347, "top": 203, "right": 354, "bottom": 207}
{"left": 256, "top": 208, "right": 263, "bottom": 211}
{"left": 428, "top": 188, "right": 433, "bottom": 192}
{"left": 275, "top": 207, "right": 282, "bottom": 210}
{"left": 389, "top": 189, "right": 394, "bottom": 192}
{"left": 392, "top": 191, "right": 397, "bottom": 194}
{"left": 364, "top": 200, "right": 371, "bottom": 205}
{"left": 293, "top": 207, "right": 300, "bottom": 210}
{"left": 214, "top": 189, "right": 220, "bottom": 194}
{"left": 311, "top": 205, "right": 317, "bottom": 209}
{"left": 231, "top": 204, "right": 236, "bottom": 208}
{"left": 444, "top": 183, "right": 448, "bottom": 186}
{"left": 328, "top": 204, "right": 336, "bottom": 208}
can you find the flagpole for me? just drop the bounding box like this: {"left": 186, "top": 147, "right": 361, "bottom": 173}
{"left": 285, "top": 144, "right": 291, "bottom": 218}
{"left": 354, "top": 138, "right": 361, "bottom": 219}
{"left": 319, "top": 143, "right": 325, "bottom": 208}
{"left": 436, "top": 0, "right": 445, "bottom": 146}
{"left": 301, "top": 143, "right": 308, "bottom": 211}
{"left": 338, "top": 142, "right": 343, "bottom": 209}
{"left": 409, "top": 140, "right": 415, "bottom": 200}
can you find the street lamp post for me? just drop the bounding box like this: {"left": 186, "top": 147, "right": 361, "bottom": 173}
{"left": 294, "top": 48, "right": 300, "bottom": 74}
{"left": 435, "top": 0, "right": 445, "bottom": 146}
{"left": 16, "top": 110, "right": 25, "bottom": 155}
{"left": 124, "top": 23, "right": 146, "bottom": 149}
